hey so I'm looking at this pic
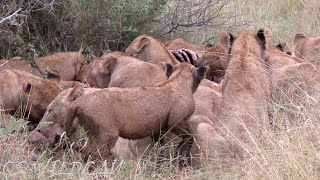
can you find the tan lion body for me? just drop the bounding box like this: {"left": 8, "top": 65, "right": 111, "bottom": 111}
{"left": 218, "top": 30, "right": 271, "bottom": 152}
{"left": 125, "top": 34, "right": 180, "bottom": 65}
{"left": 192, "top": 81, "right": 222, "bottom": 124}
{"left": 262, "top": 30, "right": 306, "bottom": 68}
{"left": 35, "top": 51, "right": 89, "bottom": 81}
{"left": 196, "top": 32, "right": 233, "bottom": 83}
{"left": 293, "top": 33, "right": 320, "bottom": 65}
{"left": 88, "top": 53, "right": 168, "bottom": 88}
{"left": 1, "top": 50, "right": 91, "bottom": 82}
{"left": 270, "top": 62, "right": 320, "bottom": 125}
{"left": 0, "top": 58, "right": 41, "bottom": 77}
{"left": 0, "top": 69, "right": 61, "bottom": 122}
{"left": 64, "top": 63, "right": 206, "bottom": 162}
{"left": 32, "top": 88, "right": 101, "bottom": 146}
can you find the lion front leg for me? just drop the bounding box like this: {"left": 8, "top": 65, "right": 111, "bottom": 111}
{"left": 82, "top": 134, "right": 118, "bottom": 166}
{"left": 168, "top": 118, "right": 194, "bottom": 166}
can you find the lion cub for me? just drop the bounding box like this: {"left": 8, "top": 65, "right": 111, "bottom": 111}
{"left": 63, "top": 63, "right": 207, "bottom": 163}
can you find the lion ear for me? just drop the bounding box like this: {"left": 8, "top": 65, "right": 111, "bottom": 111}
{"left": 195, "top": 66, "right": 207, "bottom": 81}
{"left": 205, "top": 42, "right": 213, "bottom": 48}
{"left": 219, "top": 31, "right": 233, "bottom": 50}
{"left": 22, "top": 83, "right": 32, "bottom": 93}
{"left": 160, "top": 62, "right": 174, "bottom": 78}
{"left": 46, "top": 70, "right": 61, "bottom": 84}
{"left": 101, "top": 56, "right": 117, "bottom": 73}
{"left": 293, "top": 33, "right": 306, "bottom": 46}
{"left": 276, "top": 42, "right": 287, "bottom": 52}
{"left": 257, "top": 27, "right": 272, "bottom": 49}
{"left": 135, "top": 37, "right": 150, "bottom": 53}
{"left": 67, "top": 84, "right": 84, "bottom": 102}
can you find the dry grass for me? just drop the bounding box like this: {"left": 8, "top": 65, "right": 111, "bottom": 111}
{"left": 1, "top": 0, "right": 320, "bottom": 179}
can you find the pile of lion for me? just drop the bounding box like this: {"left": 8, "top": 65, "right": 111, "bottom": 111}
{"left": 1, "top": 27, "right": 320, "bottom": 168}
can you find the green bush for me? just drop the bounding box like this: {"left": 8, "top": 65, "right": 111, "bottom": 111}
{"left": 0, "top": 0, "right": 166, "bottom": 58}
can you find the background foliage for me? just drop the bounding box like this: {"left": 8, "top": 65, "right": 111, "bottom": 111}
{"left": 0, "top": 0, "right": 236, "bottom": 59}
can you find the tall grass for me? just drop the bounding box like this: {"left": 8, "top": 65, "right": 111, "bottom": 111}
{"left": 232, "top": 0, "right": 320, "bottom": 49}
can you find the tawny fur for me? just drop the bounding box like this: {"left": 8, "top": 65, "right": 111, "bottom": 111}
{"left": 217, "top": 29, "right": 271, "bottom": 156}
{"left": 32, "top": 86, "right": 142, "bottom": 160}
{"left": 186, "top": 80, "right": 224, "bottom": 166}
{"left": 88, "top": 52, "right": 169, "bottom": 88}
{"left": 270, "top": 62, "right": 320, "bottom": 126}
{"left": 34, "top": 49, "right": 91, "bottom": 82}
{"left": 293, "top": 33, "right": 320, "bottom": 65}
{"left": 0, "top": 48, "right": 93, "bottom": 82}
{"left": 192, "top": 80, "right": 223, "bottom": 124}
{"left": 261, "top": 28, "right": 306, "bottom": 68}
{"left": 46, "top": 70, "right": 89, "bottom": 90}
{"left": 31, "top": 88, "right": 101, "bottom": 146}
{"left": 0, "top": 69, "right": 61, "bottom": 123}
{"left": 196, "top": 32, "right": 233, "bottom": 83}
{"left": 125, "top": 34, "right": 180, "bottom": 65}
{"left": 64, "top": 63, "right": 206, "bottom": 162}
{"left": 0, "top": 57, "right": 42, "bottom": 77}
{"left": 189, "top": 115, "right": 235, "bottom": 167}
{"left": 259, "top": 28, "right": 320, "bottom": 126}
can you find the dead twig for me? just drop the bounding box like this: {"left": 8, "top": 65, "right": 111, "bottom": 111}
{"left": 0, "top": 8, "right": 26, "bottom": 26}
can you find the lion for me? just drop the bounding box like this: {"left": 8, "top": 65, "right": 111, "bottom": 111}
{"left": 260, "top": 29, "right": 306, "bottom": 68}
{"left": 217, "top": 28, "right": 272, "bottom": 155}
{"left": 271, "top": 62, "right": 320, "bottom": 126}
{"left": 166, "top": 32, "right": 233, "bottom": 83}
{"left": 88, "top": 53, "right": 170, "bottom": 88}
{"left": 192, "top": 80, "right": 222, "bottom": 124}
{"left": 270, "top": 61, "right": 320, "bottom": 127}
{"left": 293, "top": 33, "right": 320, "bottom": 65}
{"left": 0, "top": 69, "right": 61, "bottom": 123}
{"left": 253, "top": 28, "right": 320, "bottom": 127}
{"left": 196, "top": 32, "right": 234, "bottom": 83}
{"left": 130, "top": 79, "right": 223, "bottom": 160}
{"left": 0, "top": 57, "right": 42, "bottom": 77}
{"left": 63, "top": 63, "right": 207, "bottom": 163}
{"left": 0, "top": 48, "right": 94, "bottom": 82}
{"left": 30, "top": 86, "right": 139, "bottom": 160}
{"left": 30, "top": 87, "right": 101, "bottom": 147}
{"left": 34, "top": 47, "right": 93, "bottom": 82}
{"left": 32, "top": 52, "right": 172, "bottom": 160}
{"left": 184, "top": 79, "right": 225, "bottom": 166}
{"left": 46, "top": 70, "right": 89, "bottom": 90}
{"left": 125, "top": 34, "right": 180, "bottom": 65}
{"left": 188, "top": 115, "right": 238, "bottom": 167}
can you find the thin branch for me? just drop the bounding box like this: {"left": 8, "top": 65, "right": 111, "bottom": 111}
{"left": 0, "top": 8, "right": 22, "bottom": 25}
{"left": 154, "top": 0, "right": 236, "bottom": 38}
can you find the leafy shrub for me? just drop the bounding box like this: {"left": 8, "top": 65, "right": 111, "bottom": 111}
{"left": 0, "top": 0, "right": 166, "bottom": 58}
